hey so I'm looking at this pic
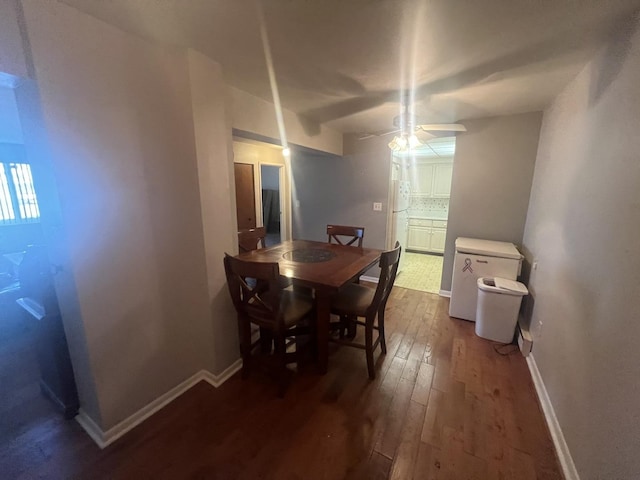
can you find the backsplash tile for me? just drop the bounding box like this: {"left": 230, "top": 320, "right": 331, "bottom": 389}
{"left": 409, "top": 197, "right": 449, "bottom": 219}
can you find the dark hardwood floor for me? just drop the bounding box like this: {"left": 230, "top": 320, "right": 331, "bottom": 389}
{"left": 0, "top": 300, "right": 63, "bottom": 480}
{"left": 0, "top": 287, "right": 563, "bottom": 479}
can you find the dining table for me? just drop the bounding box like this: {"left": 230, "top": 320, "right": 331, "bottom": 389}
{"left": 235, "top": 239, "right": 383, "bottom": 374}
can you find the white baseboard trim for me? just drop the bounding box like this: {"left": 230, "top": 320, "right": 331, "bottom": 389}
{"left": 439, "top": 289, "right": 451, "bottom": 297}
{"left": 201, "top": 359, "right": 243, "bottom": 388}
{"left": 526, "top": 354, "right": 580, "bottom": 480}
{"left": 76, "top": 360, "right": 243, "bottom": 449}
{"left": 360, "top": 275, "right": 379, "bottom": 284}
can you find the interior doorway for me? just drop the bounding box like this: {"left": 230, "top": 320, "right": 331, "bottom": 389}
{"left": 387, "top": 137, "right": 457, "bottom": 295}
{"left": 232, "top": 137, "right": 291, "bottom": 248}
{"left": 260, "top": 165, "right": 282, "bottom": 246}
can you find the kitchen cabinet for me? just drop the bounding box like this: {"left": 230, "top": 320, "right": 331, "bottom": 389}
{"left": 433, "top": 164, "right": 453, "bottom": 197}
{"left": 407, "top": 218, "right": 447, "bottom": 253}
{"left": 412, "top": 164, "right": 434, "bottom": 196}
{"left": 410, "top": 160, "right": 453, "bottom": 198}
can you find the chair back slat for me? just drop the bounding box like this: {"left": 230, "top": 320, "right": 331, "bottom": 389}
{"left": 327, "top": 225, "right": 365, "bottom": 247}
{"left": 224, "top": 254, "right": 282, "bottom": 327}
{"left": 367, "top": 241, "right": 402, "bottom": 316}
{"left": 238, "top": 227, "right": 267, "bottom": 253}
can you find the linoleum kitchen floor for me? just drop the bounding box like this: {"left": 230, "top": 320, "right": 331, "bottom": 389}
{"left": 394, "top": 252, "right": 443, "bottom": 294}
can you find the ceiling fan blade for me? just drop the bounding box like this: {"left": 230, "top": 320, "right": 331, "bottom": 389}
{"left": 358, "top": 128, "right": 401, "bottom": 140}
{"left": 416, "top": 124, "right": 467, "bottom": 132}
{"left": 414, "top": 130, "right": 436, "bottom": 140}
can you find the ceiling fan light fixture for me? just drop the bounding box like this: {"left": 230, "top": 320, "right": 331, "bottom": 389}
{"left": 408, "top": 134, "right": 422, "bottom": 149}
{"left": 389, "top": 133, "right": 423, "bottom": 152}
{"left": 396, "top": 135, "right": 408, "bottom": 149}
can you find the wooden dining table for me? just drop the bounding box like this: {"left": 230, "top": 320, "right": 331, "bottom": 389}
{"left": 235, "top": 239, "right": 383, "bottom": 373}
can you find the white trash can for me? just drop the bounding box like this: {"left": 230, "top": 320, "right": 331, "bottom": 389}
{"left": 475, "top": 277, "right": 528, "bottom": 343}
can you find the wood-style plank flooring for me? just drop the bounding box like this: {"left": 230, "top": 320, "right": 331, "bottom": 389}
{"left": 0, "top": 287, "right": 563, "bottom": 479}
{"left": 0, "top": 301, "right": 60, "bottom": 460}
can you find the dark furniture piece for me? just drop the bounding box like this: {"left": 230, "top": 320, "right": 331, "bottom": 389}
{"left": 235, "top": 240, "right": 382, "bottom": 373}
{"left": 238, "top": 227, "right": 267, "bottom": 253}
{"left": 329, "top": 242, "right": 402, "bottom": 379}
{"left": 224, "top": 254, "right": 315, "bottom": 395}
{"left": 15, "top": 245, "right": 79, "bottom": 418}
{"left": 327, "top": 225, "right": 365, "bottom": 247}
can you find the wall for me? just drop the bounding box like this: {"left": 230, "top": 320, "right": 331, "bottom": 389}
{"left": 522, "top": 16, "right": 640, "bottom": 479}
{"left": 0, "top": 0, "right": 29, "bottom": 79}
{"left": 441, "top": 112, "right": 542, "bottom": 291}
{"left": 21, "top": 1, "right": 213, "bottom": 430}
{"left": 226, "top": 86, "right": 343, "bottom": 156}
{"left": 261, "top": 165, "right": 280, "bottom": 190}
{"left": 187, "top": 49, "right": 239, "bottom": 375}
{"left": 0, "top": 86, "right": 24, "bottom": 143}
{"left": 291, "top": 134, "right": 389, "bottom": 257}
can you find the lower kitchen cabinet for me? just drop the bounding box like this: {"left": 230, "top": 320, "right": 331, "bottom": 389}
{"left": 430, "top": 228, "right": 446, "bottom": 253}
{"left": 407, "top": 219, "right": 447, "bottom": 253}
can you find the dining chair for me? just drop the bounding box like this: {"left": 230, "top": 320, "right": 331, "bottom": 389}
{"left": 327, "top": 225, "right": 365, "bottom": 247}
{"left": 238, "top": 227, "right": 267, "bottom": 253}
{"left": 329, "top": 241, "right": 401, "bottom": 379}
{"left": 223, "top": 254, "right": 315, "bottom": 395}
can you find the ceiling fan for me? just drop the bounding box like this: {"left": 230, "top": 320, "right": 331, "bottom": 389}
{"left": 358, "top": 97, "right": 466, "bottom": 151}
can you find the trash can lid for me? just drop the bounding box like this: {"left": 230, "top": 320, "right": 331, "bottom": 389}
{"left": 478, "top": 277, "right": 528, "bottom": 296}
{"left": 495, "top": 277, "right": 528, "bottom": 294}
{"left": 455, "top": 237, "right": 523, "bottom": 260}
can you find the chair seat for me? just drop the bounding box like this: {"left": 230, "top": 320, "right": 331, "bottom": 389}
{"left": 281, "top": 290, "right": 315, "bottom": 327}
{"left": 330, "top": 283, "right": 375, "bottom": 317}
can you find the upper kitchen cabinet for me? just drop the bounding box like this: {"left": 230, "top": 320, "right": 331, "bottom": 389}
{"left": 410, "top": 158, "right": 453, "bottom": 198}
{"left": 412, "top": 163, "right": 435, "bottom": 196}
{"left": 432, "top": 163, "right": 453, "bottom": 198}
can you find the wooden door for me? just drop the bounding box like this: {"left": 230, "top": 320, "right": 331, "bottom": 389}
{"left": 234, "top": 163, "right": 256, "bottom": 230}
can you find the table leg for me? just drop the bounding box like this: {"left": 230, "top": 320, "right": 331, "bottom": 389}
{"left": 314, "top": 289, "right": 330, "bottom": 374}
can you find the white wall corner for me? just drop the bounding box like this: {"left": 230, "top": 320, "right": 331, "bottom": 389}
{"left": 75, "top": 360, "right": 242, "bottom": 449}
{"left": 526, "top": 354, "right": 580, "bottom": 480}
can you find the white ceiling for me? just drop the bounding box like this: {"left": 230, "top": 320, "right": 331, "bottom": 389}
{"left": 59, "top": 0, "right": 640, "bottom": 134}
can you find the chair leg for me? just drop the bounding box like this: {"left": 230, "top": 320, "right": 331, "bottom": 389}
{"left": 274, "top": 334, "right": 288, "bottom": 397}
{"left": 338, "top": 315, "right": 347, "bottom": 338}
{"left": 365, "top": 315, "right": 375, "bottom": 380}
{"left": 259, "top": 327, "right": 273, "bottom": 354}
{"left": 378, "top": 309, "right": 387, "bottom": 354}
{"left": 346, "top": 315, "right": 357, "bottom": 339}
{"left": 238, "top": 316, "right": 252, "bottom": 379}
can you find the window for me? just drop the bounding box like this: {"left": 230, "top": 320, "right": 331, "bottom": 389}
{"left": 0, "top": 162, "right": 40, "bottom": 224}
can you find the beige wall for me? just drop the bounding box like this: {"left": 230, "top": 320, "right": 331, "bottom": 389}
{"left": 22, "top": 1, "right": 213, "bottom": 430}
{"left": 441, "top": 112, "right": 542, "bottom": 291}
{"left": 226, "top": 86, "right": 343, "bottom": 156}
{"left": 187, "top": 49, "right": 240, "bottom": 374}
{"left": 522, "top": 17, "right": 640, "bottom": 479}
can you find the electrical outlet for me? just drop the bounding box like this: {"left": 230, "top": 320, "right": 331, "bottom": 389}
{"left": 373, "top": 202, "right": 383, "bottom": 211}
{"left": 532, "top": 261, "right": 538, "bottom": 270}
